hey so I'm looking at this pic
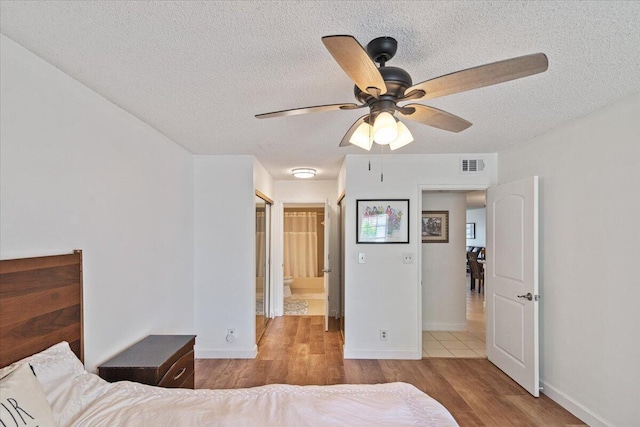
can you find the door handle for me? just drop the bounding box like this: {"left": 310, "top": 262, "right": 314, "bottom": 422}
{"left": 517, "top": 293, "right": 533, "bottom": 301}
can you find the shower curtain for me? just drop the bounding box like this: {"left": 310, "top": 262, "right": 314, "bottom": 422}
{"left": 283, "top": 211, "right": 318, "bottom": 277}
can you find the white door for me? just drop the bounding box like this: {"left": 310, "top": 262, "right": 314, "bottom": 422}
{"left": 323, "top": 200, "right": 331, "bottom": 331}
{"left": 486, "top": 176, "right": 540, "bottom": 397}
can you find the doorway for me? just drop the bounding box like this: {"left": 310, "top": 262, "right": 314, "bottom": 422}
{"left": 282, "top": 204, "right": 326, "bottom": 317}
{"left": 420, "top": 189, "right": 487, "bottom": 358}
{"left": 465, "top": 190, "right": 487, "bottom": 338}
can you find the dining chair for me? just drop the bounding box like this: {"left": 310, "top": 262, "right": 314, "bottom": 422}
{"left": 467, "top": 251, "right": 484, "bottom": 293}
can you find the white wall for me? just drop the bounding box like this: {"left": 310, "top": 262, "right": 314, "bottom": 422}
{"left": 194, "top": 156, "right": 257, "bottom": 358}
{"left": 466, "top": 208, "right": 486, "bottom": 247}
{"left": 422, "top": 192, "right": 467, "bottom": 331}
{"left": 343, "top": 153, "right": 497, "bottom": 359}
{"left": 272, "top": 180, "right": 340, "bottom": 316}
{"left": 0, "top": 35, "right": 195, "bottom": 372}
{"left": 253, "top": 158, "right": 275, "bottom": 200}
{"left": 498, "top": 93, "right": 640, "bottom": 427}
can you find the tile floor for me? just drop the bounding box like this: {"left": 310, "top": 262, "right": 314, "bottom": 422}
{"left": 422, "top": 276, "right": 486, "bottom": 358}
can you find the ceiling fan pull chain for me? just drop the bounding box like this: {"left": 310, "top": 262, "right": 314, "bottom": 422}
{"left": 380, "top": 144, "right": 384, "bottom": 182}
{"left": 368, "top": 121, "right": 373, "bottom": 171}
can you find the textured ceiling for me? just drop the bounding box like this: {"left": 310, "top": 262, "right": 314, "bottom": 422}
{"left": 1, "top": 1, "right": 639, "bottom": 180}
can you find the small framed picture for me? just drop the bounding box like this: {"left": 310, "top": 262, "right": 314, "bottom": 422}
{"left": 421, "top": 211, "right": 449, "bottom": 243}
{"left": 466, "top": 223, "right": 476, "bottom": 239}
{"left": 357, "top": 199, "right": 409, "bottom": 243}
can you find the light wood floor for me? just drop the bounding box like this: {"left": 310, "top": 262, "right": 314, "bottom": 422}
{"left": 196, "top": 316, "right": 586, "bottom": 426}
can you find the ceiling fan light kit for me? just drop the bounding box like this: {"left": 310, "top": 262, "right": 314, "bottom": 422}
{"left": 390, "top": 122, "right": 414, "bottom": 151}
{"left": 348, "top": 122, "right": 374, "bottom": 151}
{"left": 372, "top": 111, "right": 398, "bottom": 144}
{"left": 256, "top": 35, "right": 548, "bottom": 153}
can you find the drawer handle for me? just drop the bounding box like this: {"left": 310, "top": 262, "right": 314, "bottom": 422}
{"left": 172, "top": 368, "right": 187, "bottom": 381}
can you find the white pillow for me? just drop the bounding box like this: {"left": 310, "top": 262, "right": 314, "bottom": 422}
{"left": 0, "top": 341, "right": 85, "bottom": 398}
{"left": 0, "top": 363, "right": 56, "bottom": 427}
{"left": 0, "top": 341, "right": 86, "bottom": 424}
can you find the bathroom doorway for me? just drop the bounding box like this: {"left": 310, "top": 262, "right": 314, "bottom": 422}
{"left": 282, "top": 204, "right": 327, "bottom": 319}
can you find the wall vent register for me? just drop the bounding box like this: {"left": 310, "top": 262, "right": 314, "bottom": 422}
{"left": 460, "top": 158, "right": 485, "bottom": 173}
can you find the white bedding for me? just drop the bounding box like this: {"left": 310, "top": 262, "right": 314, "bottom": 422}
{"left": 3, "top": 342, "right": 459, "bottom": 426}
{"left": 66, "top": 375, "right": 459, "bottom": 426}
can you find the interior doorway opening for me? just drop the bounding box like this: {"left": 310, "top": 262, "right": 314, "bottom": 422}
{"left": 421, "top": 189, "right": 487, "bottom": 358}
{"left": 282, "top": 203, "right": 326, "bottom": 317}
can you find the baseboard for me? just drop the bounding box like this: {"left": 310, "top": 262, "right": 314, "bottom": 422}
{"left": 540, "top": 380, "right": 612, "bottom": 427}
{"left": 422, "top": 322, "right": 467, "bottom": 331}
{"left": 195, "top": 345, "right": 257, "bottom": 359}
{"left": 343, "top": 347, "right": 421, "bottom": 360}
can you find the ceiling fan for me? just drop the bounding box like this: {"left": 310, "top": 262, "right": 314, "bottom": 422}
{"left": 256, "top": 35, "right": 548, "bottom": 151}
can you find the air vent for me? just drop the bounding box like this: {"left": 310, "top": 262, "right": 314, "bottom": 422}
{"left": 460, "top": 158, "right": 485, "bottom": 173}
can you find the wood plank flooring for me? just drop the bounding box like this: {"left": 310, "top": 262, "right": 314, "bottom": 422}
{"left": 196, "top": 316, "right": 586, "bottom": 426}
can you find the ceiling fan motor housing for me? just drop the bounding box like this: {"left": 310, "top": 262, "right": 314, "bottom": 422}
{"left": 355, "top": 37, "right": 413, "bottom": 118}
{"left": 355, "top": 66, "right": 413, "bottom": 118}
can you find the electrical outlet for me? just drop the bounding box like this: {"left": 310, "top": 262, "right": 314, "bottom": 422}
{"left": 380, "top": 329, "right": 388, "bottom": 341}
{"left": 402, "top": 253, "right": 414, "bottom": 264}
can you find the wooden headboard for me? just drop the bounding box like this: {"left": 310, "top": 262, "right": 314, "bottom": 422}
{"left": 0, "top": 250, "right": 83, "bottom": 368}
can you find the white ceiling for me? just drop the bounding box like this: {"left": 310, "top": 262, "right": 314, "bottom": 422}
{"left": 1, "top": 1, "right": 639, "bottom": 180}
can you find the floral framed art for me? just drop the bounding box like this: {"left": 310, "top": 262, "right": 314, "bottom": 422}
{"left": 421, "top": 211, "right": 449, "bottom": 243}
{"left": 356, "top": 199, "right": 409, "bottom": 243}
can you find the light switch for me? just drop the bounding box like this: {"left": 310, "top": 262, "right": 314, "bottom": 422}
{"left": 358, "top": 252, "right": 366, "bottom": 264}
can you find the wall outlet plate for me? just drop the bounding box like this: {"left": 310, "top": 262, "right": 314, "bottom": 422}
{"left": 402, "top": 253, "right": 414, "bottom": 264}
{"left": 358, "top": 252, "right": 366, "bottom": 264}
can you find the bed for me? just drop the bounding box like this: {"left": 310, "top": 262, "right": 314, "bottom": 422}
{"left": 0, "top": 251, "right": 458, "bottom": 426}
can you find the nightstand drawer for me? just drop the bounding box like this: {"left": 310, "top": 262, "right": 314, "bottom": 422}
{"left": 158, "top": 350, "right": 194, "bottom": 388}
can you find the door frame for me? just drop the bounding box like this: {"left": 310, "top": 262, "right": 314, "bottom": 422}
{"left": 255, "top": 191, "right": 273, "bottom": 344}
{"left": 417, "top": 184, "right": 489, "bottom": 354}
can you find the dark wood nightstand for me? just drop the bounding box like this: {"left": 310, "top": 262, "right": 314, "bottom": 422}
{"left": 98, "top": 335, "right": 196, "bottom": 389}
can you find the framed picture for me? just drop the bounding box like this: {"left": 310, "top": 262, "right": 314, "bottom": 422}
{"left": 356, "top": 199, "right": 409, "bottom": 243}
{"left": 466, "top": 222, "right": 476, "bottom": 239}
{"left": 421, "top": 211, "right": 449, "bottom": 243}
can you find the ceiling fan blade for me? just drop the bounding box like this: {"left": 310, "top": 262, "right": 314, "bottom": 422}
{"left": 255, "top": 103, "right": 362, "bottom": 119}
{"left": 322, "top": 35, "right": 387, "bottom": 97}
{"left": 339, "top": 115, "right": 370, "bottom": 147}
{"left": 405, "top": 53, "right": 548, "bottom": 101}
{"left": 398, "top": 104, "right": 472, "bottom": 133}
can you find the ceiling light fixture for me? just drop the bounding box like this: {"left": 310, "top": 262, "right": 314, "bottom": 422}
{"left": 292, "top": 168, "right": 316, "bottom": 179}
{"left": 372, "top": 111, "right": 398, "bottom": 144}
{"left": 348, "top": 114, "right": 414, "bottom": 151}
{"left": 389, "top": 121, "right": 414, "bottom": 150}
{"left": 348, "top": 122, "right": 374, "bottom": 151}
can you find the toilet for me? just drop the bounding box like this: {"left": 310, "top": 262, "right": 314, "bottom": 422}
{"left": 283, "top": 276, "right": 293, "bottom": 297}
